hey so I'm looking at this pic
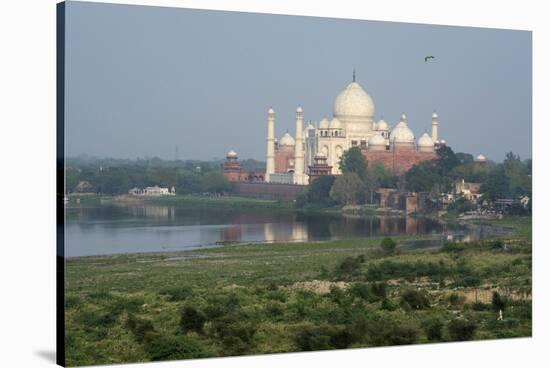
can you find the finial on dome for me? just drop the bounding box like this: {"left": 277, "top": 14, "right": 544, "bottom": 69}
{"left": 352, "top": 68, "right": 356, "bottom": 82}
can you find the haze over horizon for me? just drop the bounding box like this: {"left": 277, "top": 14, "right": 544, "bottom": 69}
{"left": 65, "top": 2, "right": 532, "bottom": 162}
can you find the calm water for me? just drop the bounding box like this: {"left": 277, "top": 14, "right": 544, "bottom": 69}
{"left": 64, "top": 204, "right": 508, "bottom": 257}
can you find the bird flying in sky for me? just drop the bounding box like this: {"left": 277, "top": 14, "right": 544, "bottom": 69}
{"left": 424, "top": 55, "right": 435, "bottom": 62}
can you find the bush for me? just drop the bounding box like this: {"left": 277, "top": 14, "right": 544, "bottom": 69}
{"left": 159, "top": 286, "right": 193, "bottom": 301}
{"left": 294, "top": 325, "right": 333, "bottom": 351}
{"left": 348, "top": 282, "right": 372, "bottom": 301}
{"left": 293, "top": 325, "right": 353, "bottom": 351}
{"left": 455, "top": 275, "right": 482, "bottom": 287}
{"left": 125, "top": 313, "right": 156, "bottom": 345}
{"left": 365, "top": 315, "right": 419, "bottom": 346}
{"left": 400, "top": 289, "right": 431, "bottom": 310}
{"left": 211, "top": 315, "right": 258, "bottom": 355}
{"left": 492, "top": 291, "right": 507, "bottom": 311}
{"left": 334, "top": 256, "right": 363, "bottom": 279}
{"left": 380, "top": 237, "right": 397, "bottom": 255}
{"left": 421, "top": 317, "right": 444, "bottom": 342}
{"left": 371, "top": 282, "right": 387, "bottom": 299}
{"left": 447, "top": 318, "right": 477, "bottom": 341}
{"left": 147, "top": 335, "right": 211, "bottom": 361}
{"left": 180, "top": 305, "right": 207, "bottom": 334}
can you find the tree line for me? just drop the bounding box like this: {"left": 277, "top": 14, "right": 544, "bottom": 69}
{"left": 297, "top": 146, "right": 532, "bottom": 209}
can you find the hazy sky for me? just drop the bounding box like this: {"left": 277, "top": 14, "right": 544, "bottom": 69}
{"left": 65, "top": 1, "right": 532, "bottom": 162}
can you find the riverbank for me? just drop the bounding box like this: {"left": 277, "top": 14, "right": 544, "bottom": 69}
{"left": 64, "top": 216, "right": 531, "bottom": 366}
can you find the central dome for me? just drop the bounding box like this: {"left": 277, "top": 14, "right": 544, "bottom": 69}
{"left": 333, "top": 81, "right": 375, "bottom": 119}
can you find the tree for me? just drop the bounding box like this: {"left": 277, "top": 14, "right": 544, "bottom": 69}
{"left": 297, "top": 175, "right": 336, "bottom": 207}
{"left": 339, "top": 147, "right": 368, "bottom": 182}
{"left": 436, "top": 146, "right": 461, "bottom": 176}
{"left": 330, "top": 173, "right": 364, "bottom": 205}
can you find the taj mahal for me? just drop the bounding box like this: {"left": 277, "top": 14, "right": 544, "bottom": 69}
{"left": 223, "top": 73, "right": 449, "bottom": 186}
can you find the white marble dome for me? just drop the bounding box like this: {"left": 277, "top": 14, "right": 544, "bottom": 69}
{"left": 333, "top": 81, "right": 375, "bottom": 119}
{"left": 319, "top": 117, "right": 330, "bottom": 129}
{"left": 268, "top": 107, "right": 275, "bottom": 115}
{"left": 475, "top": 154, "right": 486, "bottom": 161}
{"left": 226, "top": 149, "right": 238, "bottom": 158}
{"left": 329, "top": 117, "right": 342, "bottom": 129}
{"left": 418, "top": 133, "right": 434, "bottom": 147}
{"left": 279, "top": 132, "right": 295, "bottom": 146}
{"left": 376, "top": 119, "right": 389, "bottom": 131}
{"left": 390, "top": 121, "right": 415, "bottom": 143}
{"left": 368, "top": 133, "right": 386, "bottom": 146}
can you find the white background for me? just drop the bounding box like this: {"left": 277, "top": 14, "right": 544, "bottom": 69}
{"left": 0, "top": 0, "right": 547, "bottom": 367}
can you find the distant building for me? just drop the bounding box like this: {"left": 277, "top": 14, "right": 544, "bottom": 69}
{"left": 455, "top": 179, "right": 482, "bottom": 201}
{"left": 222, "top": 150, "right": 265, "bottom": 182}
{"left": 128, "top": 186, "right": 175, "bottom": 196}
{"left": 261, "top": 74, "right": 443, "bottom": 185}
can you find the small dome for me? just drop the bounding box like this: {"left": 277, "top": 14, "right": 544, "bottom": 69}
{"left": 376, "top": 119, "right": 389, "bottom": 131}
{"left": 440, "top": 139, "right": 447, "bottom": 144}
{"left": 306, "top": 122, "right": 315, "bottom": 130}
{"left": 390, "top": 121, "right": 415, "bottom": 143}
{"left": 368, "top": 133, "right": 386, "bottom": 146}
{"left": 296, "top": 106, "right": 303, "bottom": 113}
{"left": 226, "top": 149, "right": 238, "bottom": 158}
{"left": 432, "top": 111, "right": 438, "bottom": 119}
{"left": 279, "top": 132, "right": 295, "bottom": 146}
{"left": 401, "top": 113, "right": 407, "bottom": 121}
{"left": 268, "top": 107, "right": 275, "bottom": 114}
{"left": 418, "top": 133, "right": 434, "bottom": 147}
{"left": 319, "top": 117, "right": 330, "bottom": 129}
{"left": 329, "top": 118, "right": 342, "bottom": 129}
{"left": 475, "top": 154, "right": 486, "bottom": 161}
{"left": 334, "top": 81, "right": 375, "bottom": 119}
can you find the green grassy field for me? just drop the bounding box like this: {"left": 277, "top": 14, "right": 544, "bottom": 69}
{"left": 64, "top": 216, "right": 532, "bottom": 366}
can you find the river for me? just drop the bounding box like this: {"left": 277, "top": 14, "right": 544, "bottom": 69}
{"left": 64, "top": 203, "right": 509, "bottom": 257}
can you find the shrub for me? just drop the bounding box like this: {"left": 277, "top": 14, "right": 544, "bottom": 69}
{"left": 293, "top": 325, "right": 353, "bottom": 351}
{"left": 264, "top": 301, "right": 285, "bottom": 318}
{"left": 380, "top": 237, "right": 397, "bottom": 255}
{"left": 492, "top": 291, "right": 507, "bottom": 311}
{"left": 159, "top": 286, "right": 193, "bottom": 302}
{"left": 348, "top": 283, "right": 372, "bottom": 301}
{"left": 211, "top": 315, "right": 258, "bottom": 355}
{"left": 448, "top": 292, "right": 465, "bottom": 308}
{"left": 294, "top": 325, "right": 333, "bottom": 351}
{"left": 364, "top": 315, "right": 419, "bottom": 346}
{"left": 180, "top": 305, "right": 207, "bottom": 334}
{"left": 381, "top": 298, "right": 398, "bottom": 311}
{"left": 455, "top": 275, "right": 482, "bottom": 287}
{"left": 334, "top": 256, "right": 363, "bottom": 279}
{"left": 147, "top": 335, "right": 211, "bottom": 361}
{"left": 421, "top": 317, "right": 444, "bottom": 342}
{"left": 400, "top": 289, "right": 431, "bottom": 310}
{"left": 447, "top": 318, "right": 477, "bottom": 341}
{"left": 125, "top": 313, "right": 156, "bottom": 345}
{"left": 371, "top": 282, "right": 387, "bottom": 299}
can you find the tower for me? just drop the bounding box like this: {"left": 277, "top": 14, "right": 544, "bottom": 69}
{"left": 265, "top": 107, "right": 275, "bottom": 182}
{"left": 294, "top": 106, "right": 307, "bottom": 185}
{"left": 431, "top": 111, "right": 439, "bottom": 142}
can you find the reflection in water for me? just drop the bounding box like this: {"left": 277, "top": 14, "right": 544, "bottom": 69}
{"left": 64, "top": 204, "right": 505, "bottom": 257}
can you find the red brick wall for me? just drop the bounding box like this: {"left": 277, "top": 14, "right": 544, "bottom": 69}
{"left": 232, "top": 182, "right": 306, "bottom": 201}
{"left": 275, "top": 148, "right": 294, "bottom": 173}
{"left": 362, "top": 148, "right": 437, "bottom": 175}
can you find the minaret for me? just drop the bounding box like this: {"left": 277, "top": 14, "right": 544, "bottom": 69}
{"left": 265, "top": 107, "right": 275, "bottom": 182}
{"left": 431, "top": 111, "right": 439, "bottom": 142}
{"left": 294, "top": 106, "right": 306, "bottom": 185}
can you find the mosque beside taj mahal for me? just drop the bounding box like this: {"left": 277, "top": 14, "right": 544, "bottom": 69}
{"left": 223, "top": 73, "right": 457, "bottom": 186}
